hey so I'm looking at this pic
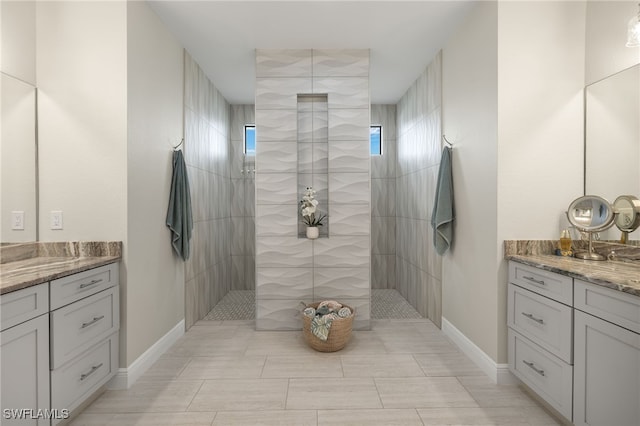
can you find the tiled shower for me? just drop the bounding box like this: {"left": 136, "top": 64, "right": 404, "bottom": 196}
{"left": 185, "top": 50, "right": 444, "bottom": 330}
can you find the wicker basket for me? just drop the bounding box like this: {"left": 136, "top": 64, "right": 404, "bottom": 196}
{"left": 302, "top": 302, "right": 354, "bottom": 352}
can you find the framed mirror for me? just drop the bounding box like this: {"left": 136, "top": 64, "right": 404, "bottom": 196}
{"left": 1, "top": 72, "right": 38, "bottom": 243}
{"left": 584, "top": 63, "right": 640, "bottom": 244}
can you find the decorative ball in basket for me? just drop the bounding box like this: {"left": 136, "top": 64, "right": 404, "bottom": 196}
{"left": 302, "top": 300, "right": 354, "bottom": 352}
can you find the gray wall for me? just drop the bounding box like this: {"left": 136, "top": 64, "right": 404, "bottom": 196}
{"left": 396, "top": 52, "right": 443, "bottom": 326}
{"left": 184, "top": 52, "right": 231, "bottom": 329}
{"left": 371, "top": 105, "right": 397, "bottom": 290}
{"left": 230, "top": 105, "right": 256, "bottom": 291}
{"left": 254, "top": 49, "right": 371, "bottom": 331}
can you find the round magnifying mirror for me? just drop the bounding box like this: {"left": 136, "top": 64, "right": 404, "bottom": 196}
{"left": 613, "top": 195, "right": 640, "bottom": 243}
{"left": 566, "top": 195, "right": 614, "bottom": 260}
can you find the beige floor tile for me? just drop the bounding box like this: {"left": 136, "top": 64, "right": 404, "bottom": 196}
{"left": 137, "top": 357, "right": 192, "bottom": 381}
{"left": 244, "top": 331, "right": 317, "bottom": 356}
{"left": 457, "top": 376, "right": 541, "bottom": 408}
{"left": 212, "top": 410, "right": 317, "bottom": 425}
{"left": 261, "top": 354, "right": 343, "bottom": 378}
{"left": 286, "top": 378, "right": 382, "bottom": 410}
{"left": 70, "top": 412, "right": 216, "bottom": 425}
{"left": 187, "top": 378, "right": 288, "bottom": 411}
{"left": 165, "top": 329, "right": 253, "bottom": 357}
{"left": 318, "top": 408, "right": 423, "bottom": 425}
{"left": 413, "top": 352, "right": 485, "bottom": 377}
{"left": 68, "top": 413, "right": 117, "bottom": 425}
{"left": 417, "top": 407, "right": 563, "bottom": 425}
{"left": 375, "top": 377, "right": 478, "bottom": 408}
{"left": 341, "top": 354, "right": 425, "bottom": 377}
{"left": 179, "top": 355, "right": 266, "bottom": 379}
{"left": 337, "top": 331, "right": 388, "bottom": 355}
{"left": 83, "top": 381, "right": 204, "bottom": 413}
{"left": 374, "top": 329, "right": 459, "bottom": 354}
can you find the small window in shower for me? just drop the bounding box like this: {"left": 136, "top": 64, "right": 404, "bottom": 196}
{"left": 370, "top": 125, "right": 382, "bottom": 155}
{"left": 244, "top": 125, "right": 256, "bottom": 155}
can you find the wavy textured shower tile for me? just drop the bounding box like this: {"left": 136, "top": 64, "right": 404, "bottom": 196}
{"left": 256, "top": 78, "right": 312, "bottom": 109}
{"left": 255, "top": 110, "right": 297, "bottom": 141}
{"left": 256, "top": 49, "right": 312, "bottom": 78}
{"left": 328, "top": 109, "right": 369, "bottom": 141}
{"left": 256, "top": 237, "right": 312, "bottom": 268}
{"left": 312, "top": 49, "right": 369, "bottom": 77}
{"left": 314, "top": 236, "right": 370, "bottom": 268}
{"left": 314, "top": 77, "right": 369, "bottom": 109}
{"left": 329, "top": 140, "right": 369, "bottom": 173}
{"left": 256, "top": 267, "right": 313, "bottom": 300}
{"left": 313, "top": 268, "right": 370, "bottom": 299}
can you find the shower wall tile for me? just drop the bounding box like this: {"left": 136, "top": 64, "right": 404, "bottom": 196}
{"left": 395, "top": 52, "right": 442, "bottom": 323}
{"left": 256, "top": 49, "right": 312, "bottom": 78}
{"left": 314, "top": 236, "right": 370, "bottom": 268}
{"left": 312, "top": 143, "right": 329, "bottom": 173}
{"left": 372, "top": 255, "right": 387, "bottom": 289}
{"left": 255, "top": 49, "right": 370, "bottom": 329}
{"left": 328, "top": 140, "right": 369, "bottom": 173}
{"left": 328, "top": 109, "right": 370, "bottom": 141}
{"left": 255, "top": 110, "right": 297, "bottom": 140}
{"left": 256, "top": 173, "right": 297, "bottom": 205}
{"left": 230, "top": 104, "right": 255, "bottom": 140}
{"left": 256, "top": 204, "right": 297, "bottom": 237}
{"left": 256, "top": 268, "right": 313, "bottom": 300}
{"left": 231, "top": 255, "right": 246, "bottom": 291}
{"left": 256, "top": 141, "right": 298, "bottom": 173}
{"left": 313, "top": 268, "right": 369, "bottom": 300}
{"left": 314, "top": 77, "right": 369, "bottom": 109}
{"left": 256, "top": 237, "right": 312, "bottom": 268}
{"left": 330, "top": 173, "right": 370, "bottom": 204}
{"left": 312, "top": 49, "right": 369, "bottom": 77}
{"left": 256, "top": 78, "right": 312, "bottom": 109}
{"left": 256, "top": 299, "right": 310, "bottom": 331}
{"left": 329, "top": 203, "right": 370, "bottom": 236}
{"left": 298, "top": 143, "right": 312, "bottom": 173}
{"left": 230, "top": 217, "right": 246, "bottom": 255}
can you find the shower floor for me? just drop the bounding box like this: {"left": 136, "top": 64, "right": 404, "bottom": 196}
{"left": 203, "top": 289, "right": 422, "bottom": 321}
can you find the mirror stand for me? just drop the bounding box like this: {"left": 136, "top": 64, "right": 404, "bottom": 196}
{"left": 575, "top": 231, "right": 606, "bottom": 261}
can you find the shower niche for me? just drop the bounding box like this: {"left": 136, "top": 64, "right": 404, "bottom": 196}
{"left": 297, "top": 94, "right": 329, "bottom": 238}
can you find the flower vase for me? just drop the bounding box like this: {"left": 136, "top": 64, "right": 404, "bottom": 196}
{"left": 306, "top": 226, "right": 319, "bottom": 239}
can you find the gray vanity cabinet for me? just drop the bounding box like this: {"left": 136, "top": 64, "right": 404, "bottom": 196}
{"left": 0, "top": 283, "right": 50, "bottom": 425}
{"left": 573, "top": 279, "right": 640, "bottom": 426}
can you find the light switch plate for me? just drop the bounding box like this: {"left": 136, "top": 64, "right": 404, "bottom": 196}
{"left": 51, "top": 211, "right": 63, "bottom": 230}
{"left": 11, "top": 211, "right": 24, "bottom": 230}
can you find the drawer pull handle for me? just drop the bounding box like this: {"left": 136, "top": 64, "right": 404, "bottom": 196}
{"left": 81, "top": 315, "right": 105, "bottom": 329}
{"left": 521, "top": 312, "right": 544, "bottom": 324}
{"left": 522, "top": 276, "right": 545, "bottom": 286}
{"left": 522, "top": 360, "right": 545, "bottom": 376}
{"left": 80, "top": 363, "right": 103, "bottom": 381}
{"left": 79, "top": 279, "right": 103, "bottom": 289}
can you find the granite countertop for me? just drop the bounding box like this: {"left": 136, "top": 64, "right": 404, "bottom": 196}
{"left": 0, "top": 242, "right": 121, "bottom": 295}
{"left": 507, "top": 254, "right": 640, "bottom": 298}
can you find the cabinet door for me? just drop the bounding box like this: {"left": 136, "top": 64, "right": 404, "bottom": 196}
{"left": 0, "top": 314, "right": 50, "bottom": 426}
{"left": 574, "top": 310, "right": 640, "bottom": 426}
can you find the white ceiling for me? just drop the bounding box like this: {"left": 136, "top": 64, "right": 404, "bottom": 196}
{"left": 149, "top": 0, "right": 475, "bottom": 105}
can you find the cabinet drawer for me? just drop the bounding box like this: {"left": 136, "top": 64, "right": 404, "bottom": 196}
{"left": 508, "top": 329, "right": 573, "bottom": 421}
{"left": 509, "top": 261, "right": 573, "bottom": 305}
{"left": 51, "top": 332, "right": 118, "bottom": 415}
{"left": 1, "top": 283, "right": 48, "bottom": 332}
{"left": 507, "top": 283, "right": 573, "bottom": 363}
{"left": 50, "top": 263, "right": 118, "bottom": 310}
{"left": 51, "top": 286, "right": 119, "bottom": 369}
{"left": 574, "top": 279, "right": 640, "bottom": 334}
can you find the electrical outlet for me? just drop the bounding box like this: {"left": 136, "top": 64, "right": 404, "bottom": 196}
{"left": 11, "top": 211, "right": 24, "bottom": 230}
{"left": 51, "top": 211, "right": 63, "bottom": 230}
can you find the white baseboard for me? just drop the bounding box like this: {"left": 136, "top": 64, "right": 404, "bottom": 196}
{"left": 441, "top": 317, "right": 517, "bottom": 385}
{"left": 108, "top": 319, "right": 185, "bottom": 390}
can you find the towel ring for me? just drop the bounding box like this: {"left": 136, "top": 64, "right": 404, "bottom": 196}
{"left": 442, "top": 135, "right": 453, "bottom": 147}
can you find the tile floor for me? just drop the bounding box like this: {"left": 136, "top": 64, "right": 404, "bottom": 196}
{"left": 70, "top": 318, "right": 562, "bottom": 425}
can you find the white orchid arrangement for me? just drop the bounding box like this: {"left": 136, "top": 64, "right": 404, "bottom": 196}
{"left": 300, "top": 186, "right": 326, "bottom": 227}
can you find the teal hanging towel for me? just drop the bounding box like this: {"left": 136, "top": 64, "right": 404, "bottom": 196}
{"left": 166, "top": 149, "right": 193, "bottom": 261}
{"left": 430, "top": 146, "right": 454, "bottom": 255}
